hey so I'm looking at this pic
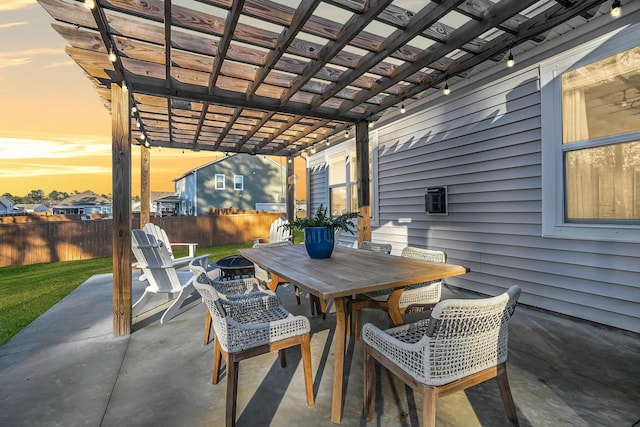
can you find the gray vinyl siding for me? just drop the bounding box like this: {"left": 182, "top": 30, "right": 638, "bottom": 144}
{"left": 371, "top": 66, "right": 640, "bottom": 333}
{"left": 307, "top": 161, "right": 328, "bottom": 216}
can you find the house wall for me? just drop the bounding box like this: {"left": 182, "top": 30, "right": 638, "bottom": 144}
{"left": 306, "top": 152, "right": 358, "bottom": 248}
{"left": 308, "top": 11, "right": 640, "bottom": 333}
{"left": 190, "top": 154, "right": 287, "bottom": 215}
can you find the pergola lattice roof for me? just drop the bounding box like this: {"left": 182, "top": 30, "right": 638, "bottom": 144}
{"left": 39, "top": 0, "right": 611, "bottom": 156}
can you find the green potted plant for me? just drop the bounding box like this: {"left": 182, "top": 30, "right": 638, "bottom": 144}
{"left": 281, "top": 204, "right": 360, "bottom": 258}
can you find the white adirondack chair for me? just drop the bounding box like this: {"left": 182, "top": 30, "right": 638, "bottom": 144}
{"left": 253, "top": 217, "right": 292, "bottom": 245}
{"left": 142, "top": 223, "right": 197, "bottom": 268}
{"left": 131, "top": 229, "right": 201, "bottom": 323}
{"left": 269, "top": 217, "right": 292, "bottom": 243}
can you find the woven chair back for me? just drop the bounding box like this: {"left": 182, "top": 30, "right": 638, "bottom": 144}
{"left": 359, "top": 241, "right": 392, "bottom": 254}
{"left": 422, "top": 286, "right": 521, "bottom": 384}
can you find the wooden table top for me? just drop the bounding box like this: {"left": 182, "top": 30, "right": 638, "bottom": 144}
{"left": 239, "top": 244, "right": 469, "bottom": 300}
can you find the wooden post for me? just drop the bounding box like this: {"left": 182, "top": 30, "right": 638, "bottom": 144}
{"left": 355, "top": 121, "right": 371, "bottom": 243}
{"left": 286, "top": 156, "right": 295, "bottom": 222}
{"left": 112, "top": 82, "right": 132, "bottom": 336}
{"left": 140, "top": 145, "right": 151, "bottom": 227}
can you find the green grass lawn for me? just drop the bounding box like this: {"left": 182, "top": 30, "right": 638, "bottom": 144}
{"left": 0, "top": 243, "right": 258, "bottom": 346}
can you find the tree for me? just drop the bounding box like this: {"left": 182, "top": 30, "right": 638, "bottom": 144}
{"left": 26, "top": 190, "right": 45, "bottom": 203}
{"left": 48, "top": 190, "right": 69, "bottom": 201}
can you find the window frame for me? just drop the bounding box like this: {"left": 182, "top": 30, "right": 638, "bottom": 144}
{"left": 214, "top": 173, "right": 225, "bottom": 190}
{"left": 234, "top": 174, "right": 244, "bottom": 191}
{"left": 540, "top": 27, "right": 640, "bottom": 243}
{"left": 319, "top": 132, "right": 379, "bottom": 225}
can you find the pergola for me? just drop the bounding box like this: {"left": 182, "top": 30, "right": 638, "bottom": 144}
{"left": 37, "top": 0, "right": 612, "bottom": 335}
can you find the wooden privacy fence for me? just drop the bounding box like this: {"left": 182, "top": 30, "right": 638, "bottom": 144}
{"left": 0, "top": 209, "right": 284, "bottom": 267}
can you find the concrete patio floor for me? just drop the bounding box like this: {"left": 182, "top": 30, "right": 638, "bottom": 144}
{"left": 0, "top": 272, "right": 638, "bottom": 427}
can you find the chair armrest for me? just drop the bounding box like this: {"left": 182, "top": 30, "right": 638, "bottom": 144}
{"left": 171, "top": 242, "right": 198, "bottom": 257}
{"left": 134, "top": 243, "right": 162, "bottom": 249}
{"left": 362, "top": 321, "right": 428, "bottom": 354}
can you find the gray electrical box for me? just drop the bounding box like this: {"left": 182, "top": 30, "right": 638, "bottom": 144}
{"left": 425, "top": 186, "right": 448, "bottom": 215}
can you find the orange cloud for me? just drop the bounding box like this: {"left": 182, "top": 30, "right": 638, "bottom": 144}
{"left": 0, "top": 0, "right": 36, "bottom": 11}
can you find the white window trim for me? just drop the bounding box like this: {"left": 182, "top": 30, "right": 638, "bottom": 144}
{"left": 311, "top": 131, "right": 379, "bottom": 225}
{"left": 540, "top": 24, "right": 640, "bottom": 243}
{"left": 234, "top": 174, "right": 244, "bottom": 191}
{"left": 214, "top": 173, "right": 225, "bottom": 190}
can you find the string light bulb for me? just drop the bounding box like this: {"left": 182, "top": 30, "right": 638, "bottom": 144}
{"left": 345, "top": 128, "right": 349, "bottom": 138}
{"left": 140, "top": 133, "right": 146, "bottom": 141}
{"left": 108, "top": 49, "right": 116, "bottom": 63}
{"left": 84, "top": 0, "right": 96, "bottom": 9}
{"left": 136, "top": 120, "right": 141, "bottom": 128}
{"left": 443, "top": 80, "right": 451, "bottom": 95}
{"left": 400, "top": 102, "right": 406, "bottom": 113}
{"left": 506, "top": 50, "right": 515, "bottom": 68}
{"left": 368, "top": 121, "right": 374, "bottom": 128}
{"left": 144, "top": 141, "right": 150, "bottom": 148}
{"left": 311, "top": 146, "right": 316, "bottom": 154}
{"left": 131, "top": 106, "right": 137, "bottom": 113}
{"left": 611, "top": 0, "right": 621, "bottom": 17}
{"left": 325, "top": 139, "right": 330, "bottom": 146}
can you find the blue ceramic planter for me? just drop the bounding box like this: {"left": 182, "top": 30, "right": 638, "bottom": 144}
{"left": 304, "top": 226, "right": 335, "bottom": 259}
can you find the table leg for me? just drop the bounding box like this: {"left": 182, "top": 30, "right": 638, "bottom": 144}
{"left": 387, "top": 288, "right": 405, "bottom": 326}
{"left": 331, "top": 297, "right": 348, "bottom": 424}
{"left": 267, "top": 273, "right": 285, "bottom": 292}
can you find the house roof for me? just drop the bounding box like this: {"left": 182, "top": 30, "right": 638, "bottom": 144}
{"left": 15, "top": 204, "right": 48, "bottom": 210}
{"left": 150, "top": 191, "right": 177, "bottom": 202}
{"left": 37, "top": 0, "right": 614, "bottom": 157}
{"left": 0, "top": 197, "right": 14, "bottom": 209}
{"left": 53, "top": 190, "right": 112, "bottom": 207}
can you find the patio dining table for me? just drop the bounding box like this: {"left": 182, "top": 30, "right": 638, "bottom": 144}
{"left": 238, "top": 244, "right": 469, "bottom": 424}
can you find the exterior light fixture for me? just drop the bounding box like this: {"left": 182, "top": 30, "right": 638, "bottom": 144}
{"left": 400, "top": 102, "right": 406, "bottom": 113}
{"left": 506, "top": 50, "right": 515, "bottom": 68}
{"left": 108, "top": 49, "right": 116, "bottom": 63}
{"left": 443, "top": 80, "right": 451, "bottom": 95}
{"left": 84, "top": 0, "right": 96, "bottom": 9}
{"left": 611, "top": 0, "right": 621, "bottom": 17}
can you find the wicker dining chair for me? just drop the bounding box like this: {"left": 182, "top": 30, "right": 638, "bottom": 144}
{"left": 189, "top": 255, "right": 274, "bottom": 345}
{"left": 350, "top": 246, "right": 445, "bottom": 340}
{"left": 363, "top": 286, "right": 521, "bottom": 427}
{"left": 192, "top": 274, "right": 314, "bottom": 427}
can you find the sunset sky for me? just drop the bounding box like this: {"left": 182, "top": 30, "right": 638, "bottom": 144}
{"left": 0, "top": 0, "right": 305, "bottom": 199}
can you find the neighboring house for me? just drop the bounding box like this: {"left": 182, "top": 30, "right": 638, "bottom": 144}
{"left": 0, "top": 197, "right": 16, "bottom": 215}
{"left": 52, "top": 190, "right": 112, "bottom": 215}
{"left": 174, "top": 154, "right": 288, "bottom": 216}
{"left": 132, "top": 191, "right": 177, "bottom": 215}
{"left": 308, "top": 13, "right": 640, "bottom": 334}
{"left": 14, "top": 203, "right": 49, "bottom": 214}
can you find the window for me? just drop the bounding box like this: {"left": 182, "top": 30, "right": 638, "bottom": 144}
{"left": 541, "top": 31, "right": 640, "bottom": 242}
{"left": 234, "top": 175, "right": 244, "bottom": 191}
{"left": 214, "top": 174, "right": 225, "bottom": 190}
{"left": 328, "top": 148, "right": 357, "bottom": 216}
